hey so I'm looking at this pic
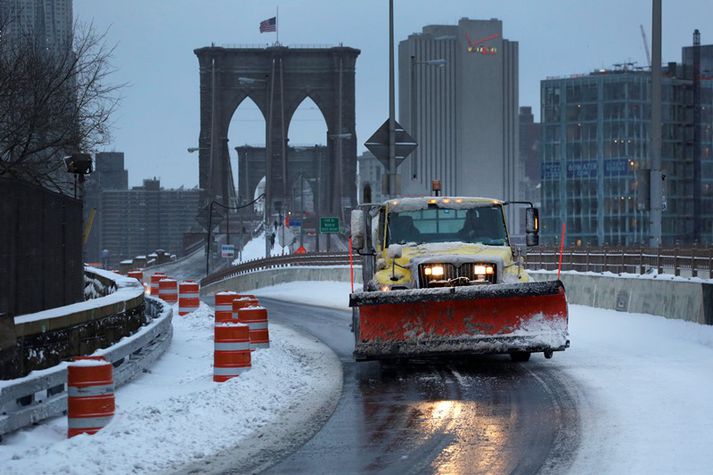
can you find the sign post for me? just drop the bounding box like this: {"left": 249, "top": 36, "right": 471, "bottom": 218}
{"left": 221, "top": 244, "right": 235, "bottom": 259}
{"left": 364, "top": 119, "right": 417, "bottom": 196}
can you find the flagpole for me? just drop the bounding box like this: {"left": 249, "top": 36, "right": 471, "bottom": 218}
{"left": 276, "top": 6, "right": 279, "bottom": 45}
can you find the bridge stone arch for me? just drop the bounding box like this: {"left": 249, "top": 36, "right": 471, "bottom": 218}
{"left": 195, "top": 45, "right": 360, "bottom": 226}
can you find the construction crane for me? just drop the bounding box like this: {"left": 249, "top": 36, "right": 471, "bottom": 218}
{"left": 640, "top": 24, "right": 652, "bottom": 67}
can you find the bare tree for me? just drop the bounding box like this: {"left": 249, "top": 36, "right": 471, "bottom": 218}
{"left": 0, "top": 16, "right": 123, "bottom": 193}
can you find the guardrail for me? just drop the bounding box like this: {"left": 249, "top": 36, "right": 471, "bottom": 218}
{"left": 527, "top": 247, "right": 713, "bottom": 279}
{"left": 0, "top": 297, "right": 173, "bottom": 438}
{"left": 201, "top": 252, "right": 360, "bottom": 287}
{"left": 1, "top": 268, "right": 148, "bottom": 379}
{"left": 201, "top": 247, "right": 713, "bottom": 287}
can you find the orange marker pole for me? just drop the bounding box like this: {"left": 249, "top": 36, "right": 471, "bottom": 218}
{"left": 557, "top": 222, "right": 567, "bottom": 280}
{"left": 348, "top": 237, "right": 354, "bottom": 293}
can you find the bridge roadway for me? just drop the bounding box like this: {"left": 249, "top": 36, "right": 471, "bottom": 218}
{"left": 229, "top": 297, "right": 581, "bottom": 474}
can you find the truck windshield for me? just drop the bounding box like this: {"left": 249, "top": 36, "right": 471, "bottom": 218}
{"left": 386, "top": 205, "right": 508, "bottom": 246}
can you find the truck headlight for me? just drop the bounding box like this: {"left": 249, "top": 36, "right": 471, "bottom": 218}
{"left": 424, "top": 265, "right": 444, "bottom": 277}
{"left": 473, "top": 265, "right": 495, "bottom": 276}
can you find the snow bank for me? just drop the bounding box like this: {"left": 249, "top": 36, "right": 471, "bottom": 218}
{"left": 232, "top": 231, "right": 290, "bottom": 265}
{"left": 254, "top": 281, "right": 361, "bottom": 310}
{"left": 251, "top": 280, "right": 713, "bottom": 473}
{"left": 0, "top": 302, "right": 342, "bottom": 474}
{"left": 15, "top": 267, "right": 143, "bottom": 325}
{"left": 561, "top": 304, "right": 713, "bottom": 474}
{"left": 532, "top": 268, "right": 713, "bottom": 283}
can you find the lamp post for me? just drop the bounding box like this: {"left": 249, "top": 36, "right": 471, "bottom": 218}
{"left": 64, "top": 153, "right": 93, "bottom": 199}
{"left": 409, "top": 57, "right": 446, "bottom": 180}
{"left": 205, "top": 193, "right": 265, "bottom": 276}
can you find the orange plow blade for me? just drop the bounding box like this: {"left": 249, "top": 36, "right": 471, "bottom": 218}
{"left": 349, "top": 280, "right": 569, "bottom": 361}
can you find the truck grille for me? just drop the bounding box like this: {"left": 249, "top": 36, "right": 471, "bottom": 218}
{"left": 418, "top": 263, "right": 497, "bottom": 288}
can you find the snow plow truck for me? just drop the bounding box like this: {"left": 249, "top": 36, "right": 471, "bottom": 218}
{"left": 349, "top": 196, "right": 569, "bottom": 362}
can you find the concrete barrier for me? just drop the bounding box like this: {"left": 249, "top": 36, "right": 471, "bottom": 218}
{"left": 201, "top": 266, "right": 363, "bottom": 298}
{"left": 0, "top": 297, "right": 172, "bottom": 437}
{"left": 201, "top": 261, "right": 713, "bottom": 327}
{"left": 529, "top": 270, "right": 713, "bottom": 325}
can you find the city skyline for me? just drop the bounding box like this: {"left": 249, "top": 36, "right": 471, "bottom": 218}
{"left": 73, "top": 0, "right": 711, "bottom": 188}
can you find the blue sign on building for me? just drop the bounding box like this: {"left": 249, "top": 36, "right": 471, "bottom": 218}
{"left": 604, "top": 159, "right": 629, "bottom": 176}
{"left": 566, "top": 160, "right": 597, "bottom": 178}
{"left": 542, "top": 162, "right": 561, "bottom": 180}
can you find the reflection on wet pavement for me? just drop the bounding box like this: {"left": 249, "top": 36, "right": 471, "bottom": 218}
{"left": 252, "top": 298, "right": 579, "bottom": 475}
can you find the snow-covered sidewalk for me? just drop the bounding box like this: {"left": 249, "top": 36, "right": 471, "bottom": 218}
{"left": 0, "top": 302, "right": 342, "bottom": 474}
{"left": 253, "top": 281, "right": 713, "bottom": 474}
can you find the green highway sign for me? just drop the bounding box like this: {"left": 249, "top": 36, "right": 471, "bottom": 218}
{"left": 319, "top": 217, "right": 340, "bottom": 234}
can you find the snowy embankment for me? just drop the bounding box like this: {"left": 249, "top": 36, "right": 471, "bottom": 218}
{"left": 253, "top": 281, "right": 713, "bottom": 474}
{"left": 0, "top": 302, "right": 342, "bottom": 475}
{"left": 232, "top": 231, "right": 290, "bottom": 265}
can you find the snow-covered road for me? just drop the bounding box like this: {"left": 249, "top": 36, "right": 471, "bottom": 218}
{"left": 0, "top": 302, "right": 341, "bottom": 475}
{"left": 3, "top": 279, "right": 713, "bottom": 474}
{"left": 253, "top": 281, "right": 713, "bottom": 474}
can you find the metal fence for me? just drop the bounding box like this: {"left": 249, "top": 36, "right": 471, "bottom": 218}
{"left": 201, "top": 252, "right": 358, "bottom": 286}
{"left": 526, "top": 247, "right": 713, "bottom": 279}
{"left": 0, "top": 177, "right": 84, "bottom": 316}
{"left": 201, "top": 247, "right": 713, "bottom": 286}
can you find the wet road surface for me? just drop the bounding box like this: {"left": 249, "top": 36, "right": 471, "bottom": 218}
{"left": 246, "top": 298, "right": 580, "bottom": 475}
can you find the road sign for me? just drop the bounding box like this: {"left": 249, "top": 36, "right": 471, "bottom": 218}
{"left": 221, "top": 244, "right": 235, "bottom": 258}
{"left": 319, "top": 217, "right": 340, "bottom": 234}
{"left": 288, "top": 217, "right": 303, "bottom": 227}
{"left": 364, "top": 119, "right": 418, "bottom": 170}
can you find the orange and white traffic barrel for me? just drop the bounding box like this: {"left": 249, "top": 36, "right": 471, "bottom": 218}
{"left": 67, "top": 357, "right": 115, "bottom": 438}
{"left": 213, "top": 323, "right": 251, "bottom": 382}
{"left": 159, "top": 278, "right": 178, "bottom": 304}
{"left": 127, "top": 270, "right": 143, "bottom": 283}
{"left": 150, "top": 272, "right": 167, "bottom": 296}
{"left": 178, "top": 281, "right": 200, "bottom": 316}
{"left": 237, "top": 306, "right": 270, "bottom": 350}
{"left": 214, "top": 291, "right": 239, "bottom": 323}
{"left": 231, "top": 297, "right": 256, "bottom": 320}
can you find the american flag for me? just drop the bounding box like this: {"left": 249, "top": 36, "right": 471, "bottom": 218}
{"left": 259, "top": 17, "right": 277, "bottom": 33}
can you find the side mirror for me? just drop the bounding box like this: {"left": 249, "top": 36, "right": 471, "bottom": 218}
{"left": 387, "top": 244, "right": 403, "bottom": 259}
{"left": 526, "top": 208, "right": 539, "bottom": 247}
{"left": 350, "top": 210, "right": 364, "bottom": 250}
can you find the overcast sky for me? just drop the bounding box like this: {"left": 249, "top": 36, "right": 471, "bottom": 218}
{"left": 74, "top": 0, "right": 711, "bottom": 188}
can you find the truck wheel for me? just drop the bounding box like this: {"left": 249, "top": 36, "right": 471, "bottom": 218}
{"left": 544, "top": 350, "right": 554, "bottom": 359}
{"left": 510, "top": 351, "right": 531, "bottom": 362}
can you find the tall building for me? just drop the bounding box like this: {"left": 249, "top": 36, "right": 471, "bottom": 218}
{"left": 84, "top": 152, "right": 129, "bottom": 262}
{"left": 540, "top": 39, "right": 713, "bottom": 246}
{"left": 0, "top": 0, "right": 73, "bottom": 53}
{"left": 519, "top": 106, "right": 541, "bottom": 187}
{"left": 94, "top": 152, "right": 128, "bottom": 190}
{"left": 398, "top": 18, "right": 519, "bottom": 209}
{"left": 357, "top": 151, "right": 385, "bottom": 204}
{"left": 100, "top": 178, "right": 200, "bottom": 267}
{"left": 518, "top": 106, "right": 541, "bottom": 234}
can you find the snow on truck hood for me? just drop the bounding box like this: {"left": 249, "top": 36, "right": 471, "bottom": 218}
{"left": 398, "top": 242, "right": 512, "bottom": 267}
{"left": 385, "top": 196, "right": 502, "bottom": 212}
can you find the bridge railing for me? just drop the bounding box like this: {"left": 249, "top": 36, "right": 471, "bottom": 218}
{"left": 201, "top": 247, "right": 713, "bottom": 286}
{"left": 526, "top": 246, "right": 713, "bottom": 279}
{"left": 201, "top": 252, "right": 361, "bottom": 287}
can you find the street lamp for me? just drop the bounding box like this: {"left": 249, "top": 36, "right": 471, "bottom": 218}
{"left": 63, "top": 153, "right": 93, "bottom": 199}
{"left": 410, "top": 56, "right": 447, "bottom": 179}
